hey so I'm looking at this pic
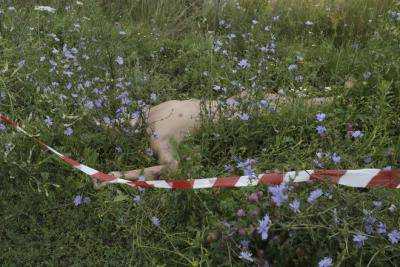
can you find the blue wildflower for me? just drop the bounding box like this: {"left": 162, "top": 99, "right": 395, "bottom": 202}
{"left": 388, "top": 230, "right": 400, "bottom": 244}
{"left": 373, "top": 201, "right": 382, "bottom": 209}
{"left": 307, "top": 188, "right": 323, "bottom": 203}
{"left": 239, "top": 113, "right": 250, "bottom": 121}
{"left": 331, "top": 153, "right": 341, "bottom": 164}
{"left": 259, "top": 99, "right": 269, "bottom": 108}
{"left": 73, "top": 195, "right": 83, "bottom": 206}
{"left": 315, "top": 113, "right": 326, "bottom": 122}
{"left": 376, "top": 222, "right": 387, "bottom": 235}
{"left": 289, "top": 199, "right": 301, "bottom": 213}
{"left": 239, "top": 251, "right": 253, "bottom": 262}
{"left": 316, "top": 125, "right": 326, "bottom": 135}
{"left": 151, "top": 216, "right": 160, "bottom": 227}
{"left": 238, "top": 59, "right": 250, "bottom": 69}
{"left": 64, "top": 127, "right": 73, "bottom": 136}
{"left": 318, "top": 257, "right": 333, "bottom": 267}
{"left": 268, "top": 184, "right": 288, "bottom": 206}
{"left": 0, "top": 123, "right": 6, "bottom": 132}
{"left": 133, "top": 195, "right": 141, "bottom": 204}
{"left": 240, "top": 240, "right": 250, "bottom": 249}
{"left": 257, "top": 213, "right": 271, "bottom": 240}
{"left": 351, "top": 130, "right": 363, "bottom": 138}
{"left": 353, "top": 232, "right": 368, "bottom": 248}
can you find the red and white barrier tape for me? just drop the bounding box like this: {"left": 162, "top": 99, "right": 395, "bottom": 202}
{"left": 1, "top": 113, "right": 399, "bottom": 190}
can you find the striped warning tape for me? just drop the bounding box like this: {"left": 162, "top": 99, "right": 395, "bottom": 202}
{"left": 1, "top": 113, "right": 399, "bottom": 190}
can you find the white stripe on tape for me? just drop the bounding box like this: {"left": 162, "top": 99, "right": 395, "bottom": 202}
{"left": 338, "top": 169, "right": 380, "bottom": 188}
{"left": 193, "top": 178, "right": 217, "bottom": 188}
{"left": 235, "top": 175, "right": 259, "bottom": 187}
{"left": 283, "top": 170, "right": 313, "bottom": 183}
{"left": 147, "top": 180, "right": 172, "bottom": 189}
{"left": 75, "top": 164, "right": 98, "bottom": 175}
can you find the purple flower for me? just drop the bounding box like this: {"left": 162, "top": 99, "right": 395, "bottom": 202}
{"left": 376, "top": 222, "right": 387, "bottom": 235}
{"left": 236, "top": 209, "right": 246, "bottom": 217}
{"left": 289, "top": 199, "right": 300, "bottom": 213}
{"left": 133, "top": 195, "right": 141, "bottom": 204}
{"left": 44, "top": 116, "right": 53, "bottom": 127}
{"left": 226, "top": 98, "right": 239, "bottom": 107}
{"left": 362, "top": 210, "right": 376, "bottom": 234}
{"left": 257, "top": 213, "right": 271, "bottom": 240}
{"left": 259, "top": 99, "right": 269, "bottom": 108}
{"left": 238, "top": 59, "right": 250, "bottom": 69}
{"left": 315, "top": 113, "right": 326, "bottom": 122}
{"left": 307, "top": 189, "right": 323, "bottom": 203}
{"left": 239, "top": 251, "right": 253, "bottom": 262}
{"left": 248, "top": 192, "right": 259, "bottom": 203}
{"left": 364, "top": 156, "right": 373, "bottom": 164}
{"left": 373, "top": 201, "right": 382, "bottom": 209}
{"left": 224, "top": 164, "right": 233, "bottom": 173}
{"left": 18, "top": 60, "right": 26, "bottom": 68}
{"left": 388, "top": 230, "right": 400, "bottom": 244}
{"left": 268, "top": 184, "right": 288, "bottom": 206}
{"left": 316, "top": 125, "right": 326, "bottom": 135}
{"left": 236, "top": 158, "right": 256, "bottom": 177}
{"left": 0, "top": 123, "right": 6, "bottom": 132}
{"left": 64, "top": 127, "right": 73, "bottom": 136}
{"left": 73, "top": 195, "right": 83, "bottom": 206}
{"left": 240, "top": 240, "right": 250, "bottom": 249}
{"left": 116, "top": 56, "right": 124, "bottom": 65}
{"left": 351, "top": 130, "right": 364, "bottom": 138}
{"left": 239, "top": 113, "right": 250, "bottom": 121}
{"left": 150, "top": 216, "right": 160, "bottom": 227}
{"left": 331, "top": 153, "right": 341, "bottom": 164}
{"left": 353, "top": 232, "right": 368, "bottom": 248}
{"left": 318, "top": 257, "right": 333, "bottom": 267}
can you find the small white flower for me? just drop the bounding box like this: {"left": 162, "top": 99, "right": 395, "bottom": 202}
{"left": 305, "top": 20, "right": 314, "bottom": 26}
{"left": 34, "top": 6, "right": 56, "bottom": 13}
{"left": 116, "top": 56, "right": 124, "bottom": 65}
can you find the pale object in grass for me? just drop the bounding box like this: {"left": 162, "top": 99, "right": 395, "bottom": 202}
{"left": 103, "top": 91, "right": 332, "bottom": 182}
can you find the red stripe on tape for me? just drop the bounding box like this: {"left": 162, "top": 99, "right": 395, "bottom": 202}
{"left": 91, "top": 171, "right": 117, "bottom": 182}
{"left": 311, "top": 169, "right": 346, "bottom": 184}
{"left": 213, "top": 176, "right": 239, "bottom": 188}
{"left": 169, "top": 180, "right": 195, "bottom": 190}
{"left": 259, "top": 172, "right": 284, "bottom": 185}
{"left": 61, "top": 156, "right": 80, "bottom": 167}
{"left": 366, "top": 169, "right": 400, "bottom": 189}
{"left": 131, "top": 180, "right": 155, "bottom": 189}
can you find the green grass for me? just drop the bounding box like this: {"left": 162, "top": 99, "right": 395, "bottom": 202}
{"left": 1, "top": 0, "right": 400, "bottom": 265}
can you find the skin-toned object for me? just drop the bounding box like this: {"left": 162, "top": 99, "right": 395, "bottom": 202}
{"left": 106, "top": 92, "right": 331, "bottom": 181}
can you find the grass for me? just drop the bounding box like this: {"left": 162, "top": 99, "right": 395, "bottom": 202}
{"left": 0, "top": 0, "right": 400, "bottom": 265}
